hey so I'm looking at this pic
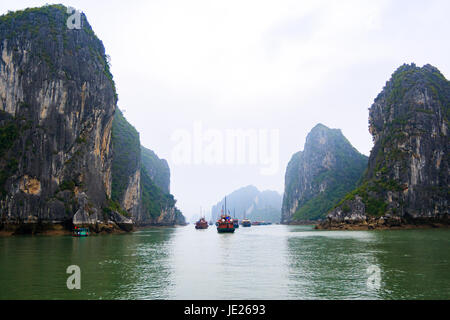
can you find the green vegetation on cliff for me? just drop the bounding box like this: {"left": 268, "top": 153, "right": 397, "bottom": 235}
{"left": 0, "top": 5, "right": 124, "bottom": 231}
{"left": 0, "top": 111, "right": 21, "bottom": 197}
{"left": 140, "top": 166, "right": 175, "bottom": 219}
{"left": 111, "top": 109, "right": 141, "bottom": 203}
{"left": 0, "top": 112, "right": 19, "bottom": 158}
{"left": 0, "top": 4, "right": 117, "bottom": 99}
{"left": 294, "top": 158, "right": 368, "bottom": 220}
{"left": 328, "top": 63, "right": 449, "bottom": 222}
{"left": 282, "top": 124, "right": 368, "bottom": 222}
{"left": 110, "top": 108, "right": 184, "bottom": 224}
{"left": 141, "top": 146, "right": 170, "bottom": 194}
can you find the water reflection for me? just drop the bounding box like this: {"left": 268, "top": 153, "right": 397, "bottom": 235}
{"left": 369, "top": 229, "right": 450, "bottom": 299}
{"left": 169, "top": 225, "right": 292, "bottom": 299}
{"left": 0, "top": 229, "right": 177, "bottom": 299}
{"left": 1, "top": 226, "right": 449, "bottom": 299}
{"left": 285, "top": 227, "right": 382, "bottom": 299}
{"left": 127, "top": 228, "right": 176, "bottom": 299}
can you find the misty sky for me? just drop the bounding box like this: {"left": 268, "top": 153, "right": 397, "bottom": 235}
{"left": 1, "top": 1, "right": 449, "bottom": 221}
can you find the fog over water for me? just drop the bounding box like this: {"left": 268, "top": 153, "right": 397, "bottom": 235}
{"left": 2, "top": 0, "right": 449, "bottom": 220}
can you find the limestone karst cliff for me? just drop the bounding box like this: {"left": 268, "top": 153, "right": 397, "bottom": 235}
{"left": 321, "top": 64, "right": 449, "bottom": 229}
{"left": 281, "top": 124, "right": 368, "bottom": 224}
{"left": 0, "top": 5, "right": 122, "bottom": 233}
{"left": 0, "top": 5, "right": 184, "bottom": 233}
{"left": 141, "top": 146, "right": 170, "bottom": 195}
{"left": 111, "top": 108, "right": 185, "bottom": 226}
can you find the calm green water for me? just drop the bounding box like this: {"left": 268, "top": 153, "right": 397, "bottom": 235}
{"left": 0, "top": 225, "right": 449, "bottom": 299}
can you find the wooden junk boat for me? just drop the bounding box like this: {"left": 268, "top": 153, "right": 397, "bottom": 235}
{"left": 216, "top": 197, "right": 235, "bottom": 233}
{"left": 195, "top": 217, "right": 209, "bottom": 229}
{"left": 217, "top": 215, "right": 235, "bottom": 233}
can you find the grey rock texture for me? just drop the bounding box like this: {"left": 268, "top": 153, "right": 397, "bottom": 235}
{"left": 0, "top": 5, "right": 119, "bottom": 231}
{"left": 0, "top": 6, "right": 185, "bottom": 233}
{"left": 141, "top": 146, "right": 170, "bottom": 194}
{"left": 281, "top": 124, "right": 368, "bottom": 223}
{"left": 324, "top": 64, "right": 449, "bottom": 228}
{"left": 110, "top": 108, "right": 185, "bottom": 226}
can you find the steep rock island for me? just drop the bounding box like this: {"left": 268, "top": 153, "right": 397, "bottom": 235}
{"left": 0, "top": 5, "right": 185, "bottom": 234}
{"left": 319, "top": 64, "right": 449, "bottom": 230}
{"left": 111, "top": 109, "right": 185, "bottom": 227}
{"left": 281, "top": 124, "right": 368, "bottom": 224}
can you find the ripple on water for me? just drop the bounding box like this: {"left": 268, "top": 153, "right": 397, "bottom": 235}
{"left": 1, "top": 225, "right": 449, "bottom": 299}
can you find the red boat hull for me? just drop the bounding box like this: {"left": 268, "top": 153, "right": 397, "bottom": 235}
{"left": 195, "top": 218, "right": 209, "bottom": 229}
{"left": 216, "top": 215, "right": 235, "bottom": 233}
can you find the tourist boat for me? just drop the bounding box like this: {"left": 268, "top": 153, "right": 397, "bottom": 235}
{"left": 252, "top": 221, "right": 261, "bottom": 226}
{"left": 216, "top": 197, "right": 235, "bottom": 233}
{"left": 217, "top": 215, "right": 235, "bottom": 233}
{"left": 231, "top": 209, "right": 239, "bottom": 228}
{"left": 241, "top": 218, "right": 251, "bottom": 227}
{"left": 195, "top": 217, "right": 209, "bottom": 229}
{"left": 73, "top": 226, "right": 89, "bottom": 237}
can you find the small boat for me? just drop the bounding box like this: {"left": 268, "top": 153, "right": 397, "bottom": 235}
{"left": 216, "top": 196, "right": 235, "bottom": 233}
{"left": 217, "top": 215, "right": 235, "bottom": 233}
{"left": 73, "top": 226, "right": 89, "bottom": 237}
{"left": 233, "top": 218, "right": 239, "bottom": 229}
{"left": 241, "top": 218, "right": 251, "bottom": 227}
{"left": 195, "top": 217, "right": 209, "bottom": 229}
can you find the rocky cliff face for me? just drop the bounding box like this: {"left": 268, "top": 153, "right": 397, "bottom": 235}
{"left": 111, "top": 108, "right": 185, "bottom": 226}
{"left": 281, "top": 124, "right": 368, "bottom": 224}
{"left": 0, "top": 5, "right": 184, "bottom": 234}
{"left": 140, "top": 147, "right": 185, "bottom": 226}
{"left": 0, "top": 6, "right": 133, "bottom": 233}
{"left": 111, "top": 108, "right": 141, "bottom": 220}
{"left": 141, "top": 146, "right": 170, "bottom": 194}
{"left": 322, "top": 64, "right": 449, "bottom": 229}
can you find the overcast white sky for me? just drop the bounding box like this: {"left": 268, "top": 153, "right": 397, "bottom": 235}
{"left": 2, "top": 1, "right": 449, "bottom": 221}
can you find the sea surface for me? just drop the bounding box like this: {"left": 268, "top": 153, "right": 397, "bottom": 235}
{"left": 0, "top": 225, "right": 449, "bottom": 299}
